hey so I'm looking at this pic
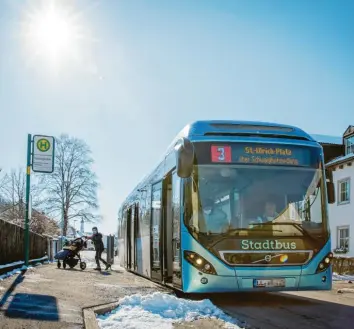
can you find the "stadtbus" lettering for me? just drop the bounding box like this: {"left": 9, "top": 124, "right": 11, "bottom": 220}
{"left": 241, "top": 239, "right": 297, "bottom": 250}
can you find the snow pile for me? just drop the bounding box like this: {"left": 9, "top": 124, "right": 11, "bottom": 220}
{"left": 0, "top": 265, "right": 34, "bottom": 281}
{"left": 97, "top": 292, "right": 242, "bottom": 329}
{"left": 333, "top": 272, "right": 354, "bottom": 281}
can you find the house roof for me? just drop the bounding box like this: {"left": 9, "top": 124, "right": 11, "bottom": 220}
{"left": 310, "top": 134, "right": 342, "bottom": 145}
{"left": 343, "top": 125, "right": 354, "bottom": 138}
{"left": 326, "top": 153, "right": 354, "bottom": 167}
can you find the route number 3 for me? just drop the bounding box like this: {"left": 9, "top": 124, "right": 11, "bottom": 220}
{"left": 217, "top": 147, "right": 225, "bottom": 161}
{"left": 211, "top": 145, "right": 231, "bottom": 163}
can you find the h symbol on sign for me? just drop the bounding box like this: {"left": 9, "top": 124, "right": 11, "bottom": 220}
{"left": 37, "top": 139, "right": 50, "bottom": 151}
{"left": 39, "top": 141, "right": 48, "bottom": 149}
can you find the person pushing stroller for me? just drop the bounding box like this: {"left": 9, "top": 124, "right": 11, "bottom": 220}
{"left": 84, "top": 227, "right": 111, "bottom": 271}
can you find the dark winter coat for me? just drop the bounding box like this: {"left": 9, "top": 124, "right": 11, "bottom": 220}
{"left": 92, "top": 233, "right": 104, "bottom": 251}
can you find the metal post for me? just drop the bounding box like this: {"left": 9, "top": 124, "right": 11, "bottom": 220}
{"left": 106, "top": 235, "right": 110, "bottom": 264}
{"left": 106, "top": 235, "right": 114, "bottom": 265}
{"left": 24, "top": 134, "right": 32, "bottom": 266}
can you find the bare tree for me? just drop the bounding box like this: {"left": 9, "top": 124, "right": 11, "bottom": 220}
{"left": 40, "top": 134, "right": 99, "bottom": 236}
{"left": 1, "top": 168, "right": 27, "bottom": 224}
{"left": 0, "top": 168, "right": 8, "bottom": 203}
{"left": 0, "top": 168, "right": 52, "bottom": 233}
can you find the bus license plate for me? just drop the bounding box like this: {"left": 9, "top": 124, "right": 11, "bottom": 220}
{"left": 253, "top": 279, "right": 286, "bottom": 288}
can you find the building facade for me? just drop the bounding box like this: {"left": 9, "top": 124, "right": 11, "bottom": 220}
{"left": 324, "top": 126, "right": 354, "bottom": 257}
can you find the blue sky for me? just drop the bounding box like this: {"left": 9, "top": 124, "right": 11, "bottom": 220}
{"left": 0, "top": 0, "right": 353, "bottom": 234}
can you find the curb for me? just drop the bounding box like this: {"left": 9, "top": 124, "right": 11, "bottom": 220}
{"left": 83, "top": 301, "right": 120, "bottom": 329}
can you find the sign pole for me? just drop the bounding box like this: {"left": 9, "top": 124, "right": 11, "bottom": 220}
{"left": 24, "top": 134, "right": 32, "bottom": 267}
{"left": 25, "top": 133, "right": 55, "bottom": 266}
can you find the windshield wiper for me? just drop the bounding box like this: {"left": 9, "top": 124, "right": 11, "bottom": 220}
{"left": 197, "top": 226, "right": 281, "bottom": 237}
{"left": 226, "top": 227, "right": 283, "bottom": 235}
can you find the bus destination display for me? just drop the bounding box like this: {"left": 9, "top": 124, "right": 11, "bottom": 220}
{"left": 211, "top": 144, "right": 311, "bottom": 166}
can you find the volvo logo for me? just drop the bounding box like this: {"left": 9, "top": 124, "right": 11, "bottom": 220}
{"left": 264, "top": 255, "right": 272, "bottom": 262}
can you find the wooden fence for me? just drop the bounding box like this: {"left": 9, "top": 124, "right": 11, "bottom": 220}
{"left": 0, "top": 217, "right": 49, "bottom": 266}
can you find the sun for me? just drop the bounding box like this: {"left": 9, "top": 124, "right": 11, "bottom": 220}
{"left": 29, "top": 6, "right": 74, "bottom": 57}
{"left": 21, "top": 0, "right": 89, "bottom": 70}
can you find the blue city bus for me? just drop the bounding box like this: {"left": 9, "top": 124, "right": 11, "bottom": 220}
{"left": 117, "top": 121, "right": 335, "bottom": 293}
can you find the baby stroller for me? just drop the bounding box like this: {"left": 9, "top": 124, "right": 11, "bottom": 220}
{"left": 54, "top": 237, "right": 87, "bottom": 270}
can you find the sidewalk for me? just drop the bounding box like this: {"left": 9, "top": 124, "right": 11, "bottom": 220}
{"left": 0, "top": 251, "right": 168, "bottom": 329}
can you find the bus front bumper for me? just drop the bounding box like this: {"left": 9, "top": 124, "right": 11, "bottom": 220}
{"left": 182, "top": 265, "right": 332, "bottom": 293}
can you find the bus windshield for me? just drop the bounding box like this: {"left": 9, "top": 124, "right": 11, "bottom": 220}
{"left": 184, "top": 164, "right": 328, "bottom": 240}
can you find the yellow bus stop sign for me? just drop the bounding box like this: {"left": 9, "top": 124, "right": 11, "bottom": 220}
{"left": 32, "top": 135, "right": 55, "bottom": 173}
{"left": 36, "top": 138, "right": 51, "bottom": 152}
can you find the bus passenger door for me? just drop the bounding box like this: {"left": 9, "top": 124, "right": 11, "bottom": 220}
{"left": 134, "top": 203, "right": 140, "bottom": 273}
{"left": 126, "top": 208, "right": 132, "bottom": 269}
{"left": 130, "top": 206, "right": 135, "bottom": 271}
{"left": 162, "top": 174, "right": 173, "bottom": 284}
{"left": 151, "top": 181, "right": 163, "bottom": 281}
{"left": 122, "top": 209, "right": 127, "bottom": 268}
{"left": 172, "top": 172, "right": 182, "bottom": 288}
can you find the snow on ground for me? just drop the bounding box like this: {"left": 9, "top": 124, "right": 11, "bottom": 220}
{"left": 97, "top": 292, "right": 243, "bottom": 329}
{"left": 333, "top": 272, "right": 354, "bottom": 281}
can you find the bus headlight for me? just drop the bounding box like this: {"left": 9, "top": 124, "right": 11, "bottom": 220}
{"left": 316, "top": 252, "right": 333, "bottom": 273}
{"left": 184, "top": 251, "right": 217, "bottom": 275}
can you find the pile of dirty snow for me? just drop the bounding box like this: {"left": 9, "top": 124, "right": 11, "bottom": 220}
{"left": 333, "top": 272, "right": 354, "bottom": 282}
{"left": 97, "top": 292, "right": 243, "bottom": 329}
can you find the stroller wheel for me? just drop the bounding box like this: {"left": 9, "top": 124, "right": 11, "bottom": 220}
{"left": 57, "top": 261, "right": 61, "bottom": 269}
{"left": 63, "top": 261, "right": 67, "bottom": 269}
{"left": 80, "top": 262, "right": 87, "bottom": 270}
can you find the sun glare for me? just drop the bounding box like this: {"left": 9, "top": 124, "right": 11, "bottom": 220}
{"left": 21, "top": 0, "right": 88, "bottom": 70}
{"left": 30, "top": 8, "right": 73, "bottom": 56}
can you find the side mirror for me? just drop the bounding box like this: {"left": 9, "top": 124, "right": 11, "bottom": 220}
{"left": 327, "top": 181, "right": 335, "bottom": 204}
{"left": 175, "top": 137, "right": 194, "bottom": 178}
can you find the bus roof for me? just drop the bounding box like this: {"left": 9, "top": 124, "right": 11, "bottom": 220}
{"left": 175, "top": 120, "right": 315, "bottom": 141}
{"left": 119, "top": 120, "right": 317, "bottom": 211}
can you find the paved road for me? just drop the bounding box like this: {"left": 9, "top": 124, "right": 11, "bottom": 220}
{"left": 203, "top": 283, "right": 354, "bottom": 329}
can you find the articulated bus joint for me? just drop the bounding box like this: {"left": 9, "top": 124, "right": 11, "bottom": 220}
{"left": 183, "top": 250, "right": 217, "bottom": 275}
{"left": 315, "top": 252, "right": 333, "bottom": 276}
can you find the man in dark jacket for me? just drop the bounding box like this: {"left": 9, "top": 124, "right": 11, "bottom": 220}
{"left": 85, "top": 227, "right": 111, "bottom": 271}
